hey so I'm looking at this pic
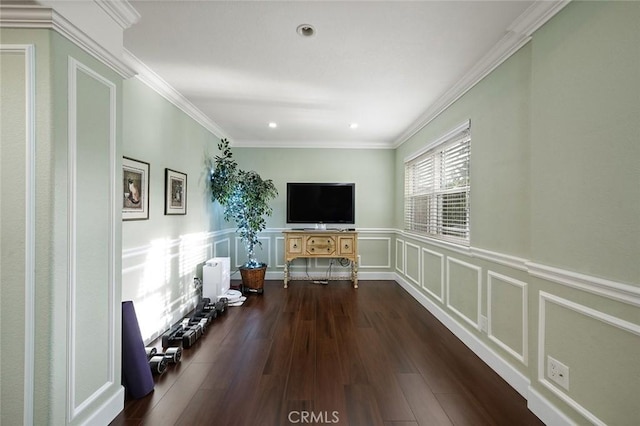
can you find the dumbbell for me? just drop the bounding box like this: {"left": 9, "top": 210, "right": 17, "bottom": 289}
{"left": 160, "top": 346, "right": 182, "bottom": 364}
{"left": 149, "top": 354, "right": 168, "bottom": 375}
{"left": 193, "top": 300, "right": 217, "bottom": 324}
{"left": 180, "top": 326, "right": 198, "bottom": 348}
{"left": 145, "top": 346, "right": 169, "bottom": 375}
{"left": 162, "top": 323, "right": 199, "bottom": 348}
{"left": 146, "top": 345, "right": 182, "bottom": 364}
{"left": 182, "top": 318, "right": 204, "bottom": 338}
{"left": 185, "top": 315, "right": 209, "bottom": 333}
{"left": 161, "top": 324, "right": 183, "bottom": 348}
{"left": 192, "top": 309, "right": 216, "bottom": 325}
{"left": 200, "top": 298, "right": 226, "bottom": 318}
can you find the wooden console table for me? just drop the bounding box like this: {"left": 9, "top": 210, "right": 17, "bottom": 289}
{"left": 282, "top": 230, "right": 358, "bottom": 288}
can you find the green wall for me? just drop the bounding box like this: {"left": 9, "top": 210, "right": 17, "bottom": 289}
{"left": 122, "top": 78, "right": 223, "bottom": 242}
{"left": 394, "top": 43, "right": 532, "bottom": 258}
{"left": 392, "top": 2, "right": 640, "bottom": 425}
{"left": 121, "top": 77, "right": 222, "bottom": 341}
{"left": 529, "top": 0, "right": 640, "bottom": 283}
{"left": 232, "top": 147, "right": 395, "bottom": 229}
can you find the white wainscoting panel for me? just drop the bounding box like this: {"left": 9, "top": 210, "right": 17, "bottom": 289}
{"left": 487, "top": 271, "right": 528, "bottom": 365}
{"left": 395, "top": 239, "right": 405, "bottom": 274}
{"left": 446, "top": 257, "right": 482, "bottom": 330}
{"left": 274, "top": 236, "right": 285, "bottom": 268}
{"left": 358, "top": 237, "right": 391, "bottom": 268}
{"left": 404, "top": 241, "right": 421, "bottom": 287}
{"left": 213, "top": 237, "right": 231, "bottom": 258}
{"left": 421, "top": 247, "right": 444, "bottom": 303}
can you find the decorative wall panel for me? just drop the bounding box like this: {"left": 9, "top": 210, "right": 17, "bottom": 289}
{"left": 67, "top": 57, "right": 117, "bottom": 420}
{"left": 487, "top": 271, "right": 527, "bottom": 364}
{"left": 446, "top": 257, "right": 482, "bottom": 330}
{"left": 421, "top": 248, "right": 444, "bottom": 303}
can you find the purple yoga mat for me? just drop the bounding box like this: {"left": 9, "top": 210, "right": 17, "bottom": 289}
{"left": 122, "top": 301, "right": 154, "bottom": 398}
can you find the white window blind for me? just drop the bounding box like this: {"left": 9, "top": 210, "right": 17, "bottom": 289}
{"left": 404, "top": 122, "right": 470, "bottom": 245}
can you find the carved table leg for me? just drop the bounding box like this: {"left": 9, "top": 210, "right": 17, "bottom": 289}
{"left": 353, "top": 260, "right": 358, "bottom": 289}
{"left": 284, "top": 261, "right": 289, "bottom": 288}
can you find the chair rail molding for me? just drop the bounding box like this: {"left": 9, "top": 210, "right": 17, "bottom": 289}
{"left": 394, "top": 229, "right": 638, "bottom": 306}
{"left": 527, "top": 262, "right": 640, "bottom": 307}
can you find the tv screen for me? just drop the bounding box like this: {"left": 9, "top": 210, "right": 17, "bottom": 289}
{"left": 287, "top": 183, "right": 355, "bottom": 225}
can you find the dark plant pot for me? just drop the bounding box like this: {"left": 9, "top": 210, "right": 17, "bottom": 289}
{"left": 240, "top": 263, "right": 267, "bottom": 295}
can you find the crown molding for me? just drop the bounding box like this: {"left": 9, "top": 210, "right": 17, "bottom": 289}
{"left": 509, "top": 0, "right": 572, "bottom": 37}
{"left": 123, "top": 49, "right": 230, "bottom": 140}
{"left": 392, "top": 0, "right": 571, "bottom": 148}
{"left": 231, "top": 139, "right": 393, "bottom": 150}
{"left": 0, "top": 4, "right": 136, "bottom": 78}
{"left": 95, "top": 0, "right": 140, "bottom": 29}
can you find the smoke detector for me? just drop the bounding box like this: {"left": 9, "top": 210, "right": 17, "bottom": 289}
{"left": 296, "top": 24, "right": 315, "bottom": 37}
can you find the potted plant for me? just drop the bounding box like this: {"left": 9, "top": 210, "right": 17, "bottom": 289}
{"left": 208, "top": 139, "right": 278, "bottom": 294}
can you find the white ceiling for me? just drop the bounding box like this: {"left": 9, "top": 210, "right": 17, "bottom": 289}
{"left": 124, "top": 1, "right": 539, "bottom": 148}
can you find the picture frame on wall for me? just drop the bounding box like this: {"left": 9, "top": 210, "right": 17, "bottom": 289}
{"left": 122, "top": 157, "right": 150, "bottom": 221}
{"left": 165, "top": 168, "right": 187, "bottom": 215}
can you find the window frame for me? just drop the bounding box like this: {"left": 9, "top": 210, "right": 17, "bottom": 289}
{"left": 404, "top": 120, "right": 471, "bottom": 246}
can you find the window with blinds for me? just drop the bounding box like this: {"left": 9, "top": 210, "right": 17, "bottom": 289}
{"left": 404, "top": 121, "right": 470, "bottom": 245}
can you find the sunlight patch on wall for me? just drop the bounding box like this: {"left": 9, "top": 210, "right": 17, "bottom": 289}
{"left": 179, "top": 232, "right": 210, "bottom": 277}
{"left": 138, "top": 238, "right": 172, "bottom": 297}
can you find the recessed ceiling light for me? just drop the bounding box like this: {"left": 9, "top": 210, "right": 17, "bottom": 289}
{"left": 349, "top": 123, "right": 359, "bottom": 129}
{"left": 268, "top": 122, "right": 277, "bottom": 128}
{"left": 296, "top": 24, "right": 315, "bottom": 37}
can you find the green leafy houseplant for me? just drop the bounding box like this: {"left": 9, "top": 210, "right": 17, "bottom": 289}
{"left": 209, "top": 139, "right": 278, "bottom": 271}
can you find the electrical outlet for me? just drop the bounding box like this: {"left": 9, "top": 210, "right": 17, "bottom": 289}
{"left": 479, "top": 315, "right": 488, "bottom": 332}
{"left": 547, "top": 355, "right": 570, "bottom": 390}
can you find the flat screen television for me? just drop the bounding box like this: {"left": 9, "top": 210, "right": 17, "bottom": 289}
{"left": 287, "top": 182, "right": 355, "bottom": 225}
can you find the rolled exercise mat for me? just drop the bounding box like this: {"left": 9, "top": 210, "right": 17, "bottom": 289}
{"left": 122, "top": 301, "right": 154, "bottom": 398}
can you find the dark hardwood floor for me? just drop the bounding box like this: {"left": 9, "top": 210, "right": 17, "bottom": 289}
{"left": 111, "top": 280, "right": 543, "bottom": 426}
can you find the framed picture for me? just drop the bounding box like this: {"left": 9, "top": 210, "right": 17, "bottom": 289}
{"left": 122, "top": 157, "right": 150, "bottom": 221}
{"left": 165, "top": 168, "right": 187, "bottom": 215}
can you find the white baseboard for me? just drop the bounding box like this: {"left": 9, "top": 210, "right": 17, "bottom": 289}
{"left": 79, "top": 385, "right": 124, "bottom": 426}
{"left": 528, "top": 386, "right": 574, "bottom": 426}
